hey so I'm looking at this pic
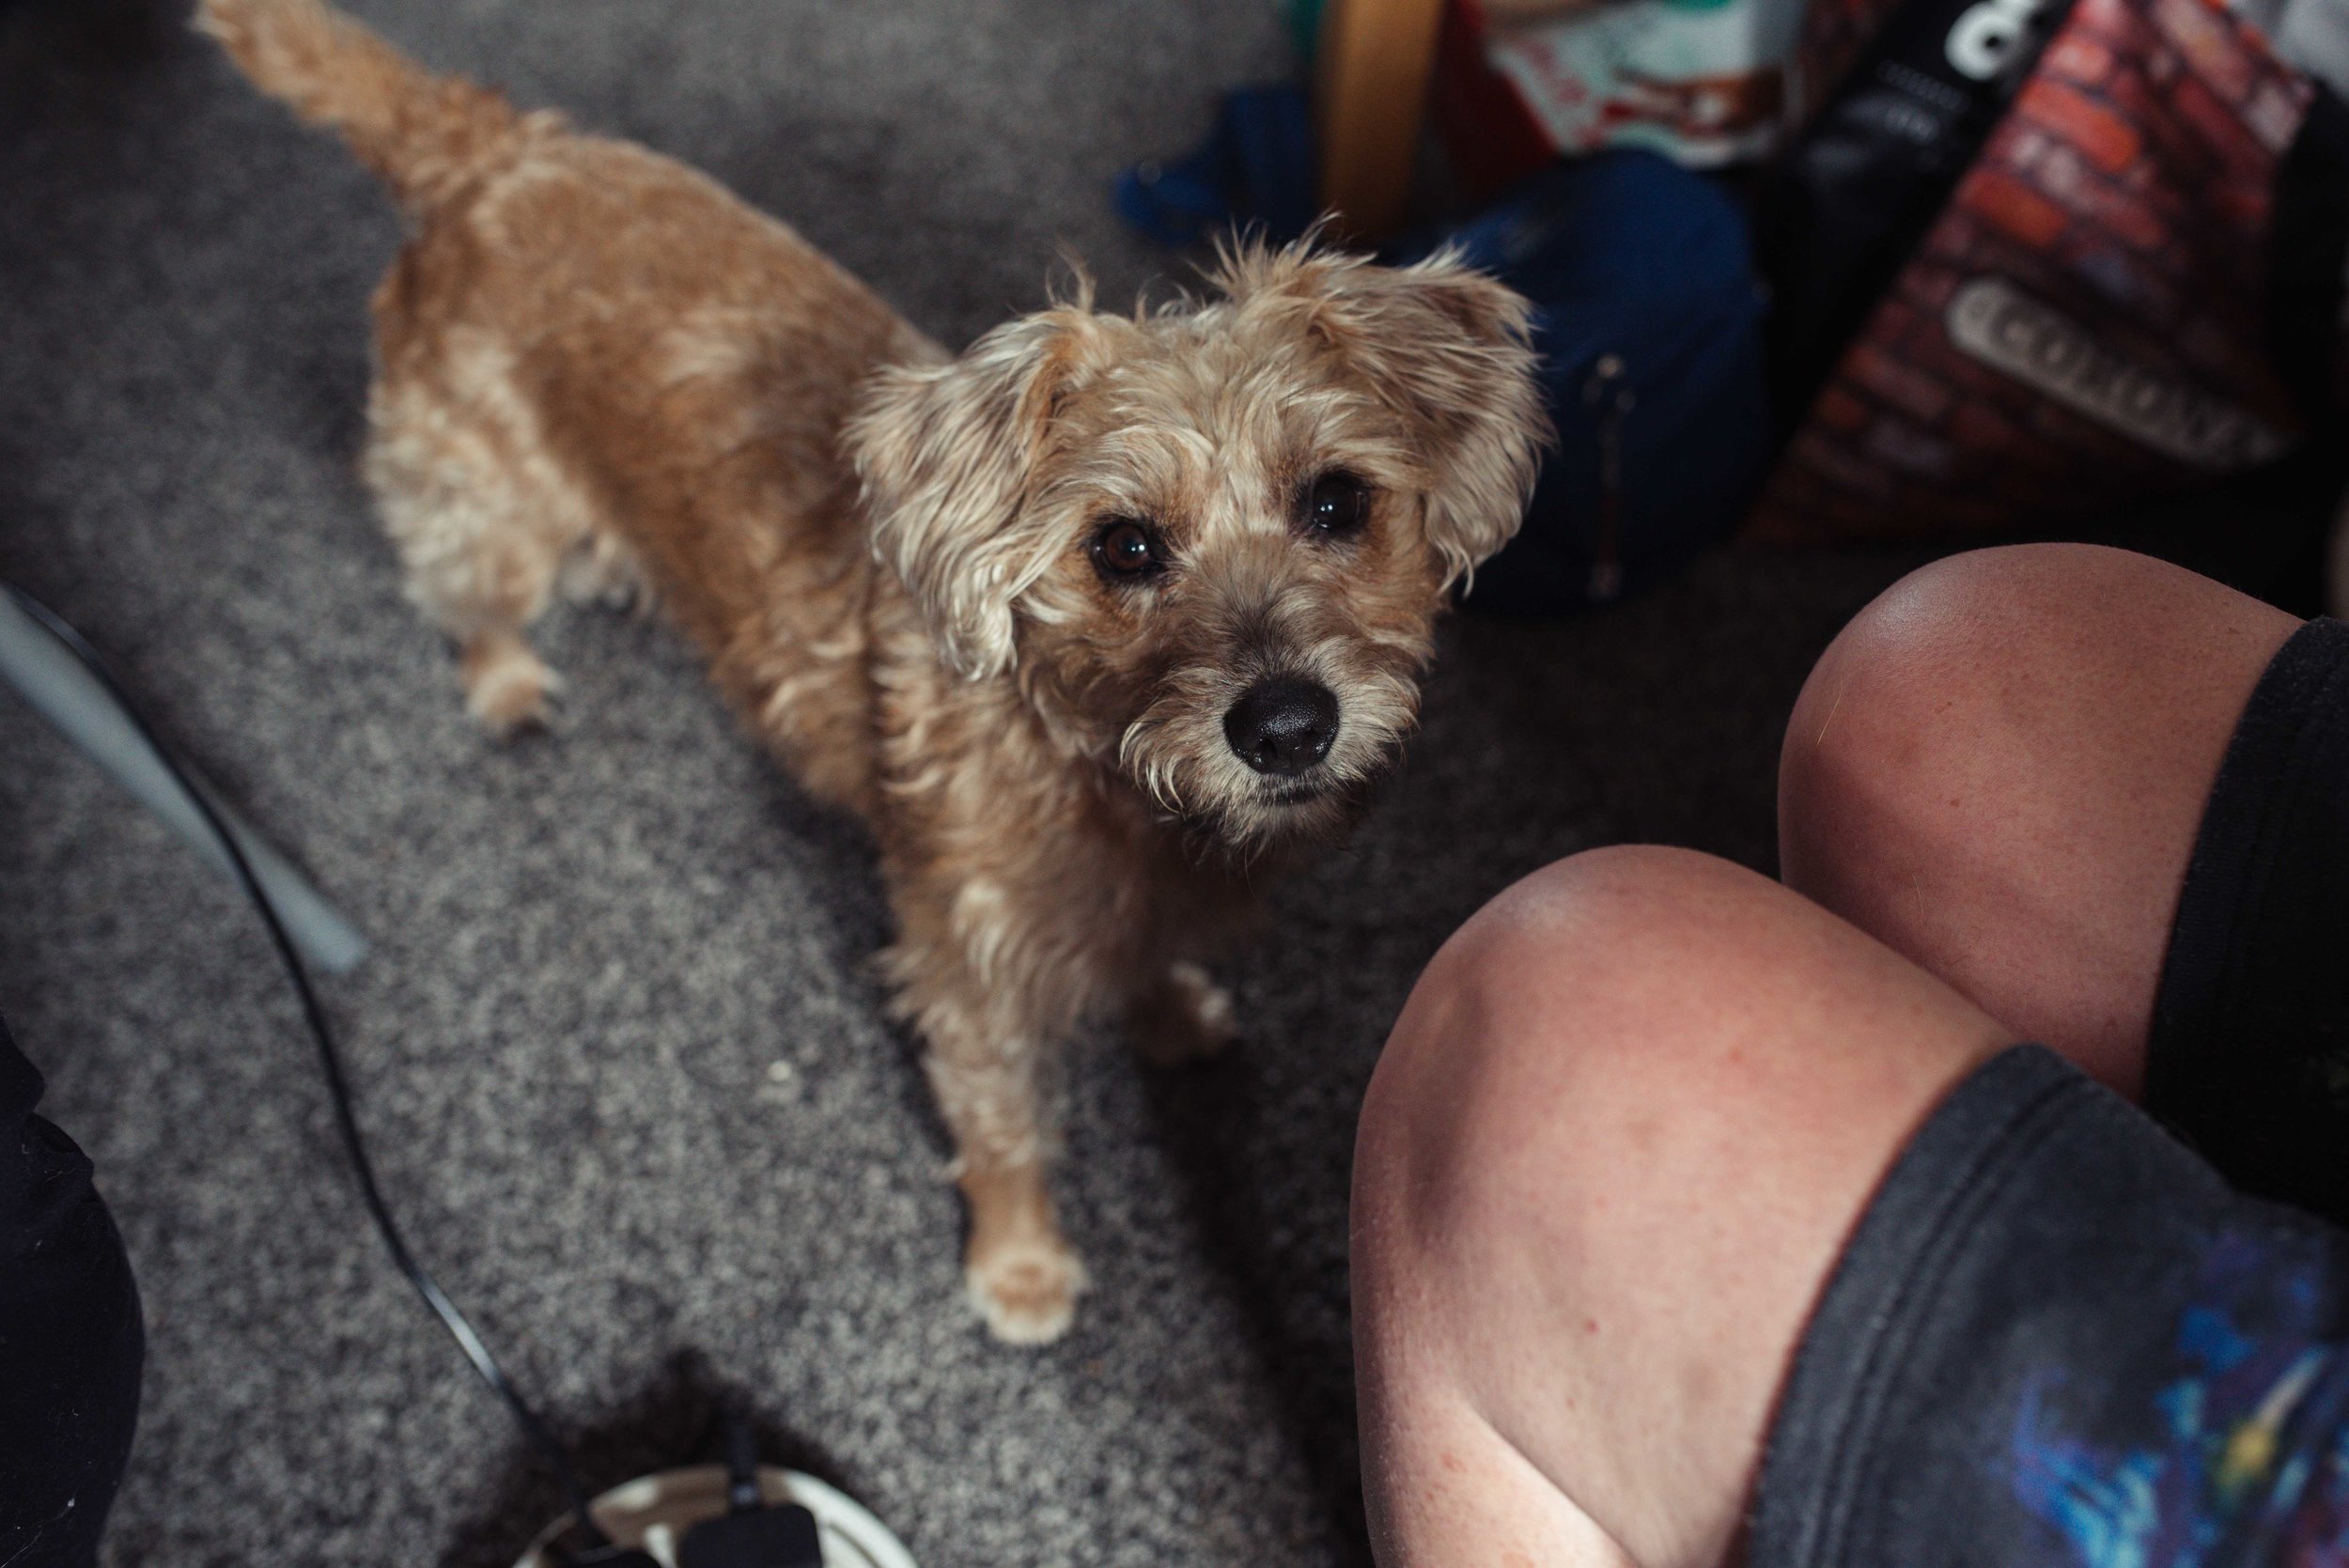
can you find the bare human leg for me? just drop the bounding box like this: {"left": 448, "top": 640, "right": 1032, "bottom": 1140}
{"left": 1779, "top": 543, "right": 2296, "bottom": 1094}
{"left": 1352, "top": 846, "right": 2010, "bottom": 1568}
{"left": 1353, "top": 548, "right": 2299, "bottom": 1565}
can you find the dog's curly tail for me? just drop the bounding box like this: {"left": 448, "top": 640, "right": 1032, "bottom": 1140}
{"left": 195, "top": 0, "right": 535, "bottom": 214}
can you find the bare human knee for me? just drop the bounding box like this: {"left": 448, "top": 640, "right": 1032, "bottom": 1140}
{"left": 1363, "top": 845, "right": 1743, "bottom": 1137}
{"left": 1353, "top": 846, "right": 2006, "bottom": 1568}
{"left": 1778, "top": 544, "right": 2295, "bottom": 1093}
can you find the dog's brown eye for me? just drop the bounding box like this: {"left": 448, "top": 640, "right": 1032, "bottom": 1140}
{"left": 1301, "top": 472, "right": 1371, "bottom": 538}
{"left": 1091, "top": 518, "right": 1163, "bottom": 582}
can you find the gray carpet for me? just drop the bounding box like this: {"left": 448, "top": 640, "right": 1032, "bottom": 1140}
{"left": 0, "top": 3, "right": 1926, "bottom": 1562}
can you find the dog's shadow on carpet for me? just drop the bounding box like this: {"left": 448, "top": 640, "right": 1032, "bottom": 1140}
{"left": 1140, "top": 1057, "right": 1380, "bottom": 1568}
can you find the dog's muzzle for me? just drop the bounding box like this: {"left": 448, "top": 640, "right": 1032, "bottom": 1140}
{"left": 1223, "top": 676, "right": 1339, "bottom": 778}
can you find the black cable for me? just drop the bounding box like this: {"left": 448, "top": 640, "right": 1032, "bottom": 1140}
{"left": 723, "top": 1402, "right": 762, "bottom": 1514}
{"left": 2, "top": 580, "right": 610, "bottom": 1550}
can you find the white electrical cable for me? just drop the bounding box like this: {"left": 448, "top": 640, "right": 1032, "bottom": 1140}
{"left": 0, "top": 587, "right": 368, "bottom": 974}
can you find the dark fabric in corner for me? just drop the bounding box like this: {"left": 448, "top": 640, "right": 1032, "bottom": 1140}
{"left": 0, "top": 1011, "right": 142, "bottom": 1568}
{"left": 2149, "top": 615, "right": 2349, "bottom": 1227}
{"left": 1754, "top": 1046, "right": 2349, "bottom": 1566}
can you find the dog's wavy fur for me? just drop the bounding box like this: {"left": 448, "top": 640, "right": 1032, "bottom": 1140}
{"left": 201, "top": 0, "right": 1548, "bottom": 1343}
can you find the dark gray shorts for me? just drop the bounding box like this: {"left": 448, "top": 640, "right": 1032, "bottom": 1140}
{"left": 1750, "top": 618, "right": 2349, "bottom": 1567}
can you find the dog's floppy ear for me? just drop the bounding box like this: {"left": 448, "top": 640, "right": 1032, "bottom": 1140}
{"left": 848, "top": 307, "right": 1101, "bottom": 678}
{"left": 1220, "top": 241, "right": 1550, "bottom": 590}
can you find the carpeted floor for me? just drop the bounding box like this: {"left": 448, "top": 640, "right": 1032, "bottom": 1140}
{"left": 0, "top": 2, "right": 1930, "bottom": 1563}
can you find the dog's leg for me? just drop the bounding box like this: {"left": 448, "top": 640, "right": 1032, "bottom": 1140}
{"left": 899, "top": 993, "right": 1087, "bottom": 1345}
{"left": 882, "top": 868, "right": 1114, "bottom": 1343}
{"left": 362, "top": 345, "right": 597, "bottom": 737}
{"left": 557, "top": 530, "right": 649, "bottom": 613}
{"left": 1128, "top": 960, "right": 1237, "bottom": 1068}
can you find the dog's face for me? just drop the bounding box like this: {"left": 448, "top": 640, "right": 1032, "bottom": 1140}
{"left": 848, "top": 241, "right": 1548, "bottom": 854}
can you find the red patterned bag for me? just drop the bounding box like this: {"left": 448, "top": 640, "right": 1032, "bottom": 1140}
{"left": 1746, "top": 0, "right": 2345, "bottom": 543}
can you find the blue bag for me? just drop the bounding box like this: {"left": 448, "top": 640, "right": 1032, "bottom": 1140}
{"left": 1402, "top": 151, "right": 1773, "bottom": 614}
{"left": 1114, "top": 85, "right": 1317, "bottom": 250}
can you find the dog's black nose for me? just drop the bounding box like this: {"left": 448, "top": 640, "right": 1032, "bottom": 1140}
{"left": 1224, "top": 678, "right": 1339, "bottom": 777}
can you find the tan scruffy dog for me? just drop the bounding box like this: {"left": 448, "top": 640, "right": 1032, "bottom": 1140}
{"left": 202, "top": 0, "right": 1548, "bottom": 1343}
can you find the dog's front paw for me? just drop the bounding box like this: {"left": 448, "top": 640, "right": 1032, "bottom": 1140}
{"left": 966, "top": 1234, "right": 1087, "bottom": 1345}
{"left": 557, "top": 536, "right": 648, "bottom": 612}
{"left": 462, "top": 637, "right": 562, "bottom": 738}
{"left": 1132, "top": 960, "right": 1238, "bottom": 1068}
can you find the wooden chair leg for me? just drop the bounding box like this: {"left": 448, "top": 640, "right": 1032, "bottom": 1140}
{"left": 1314, "top": 0, "right": 1446, "bottom": 241}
